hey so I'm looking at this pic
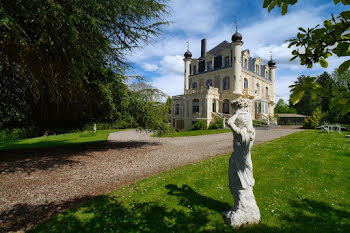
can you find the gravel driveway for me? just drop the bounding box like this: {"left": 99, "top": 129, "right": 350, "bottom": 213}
{"left": 0, "top": 127, "right": 301, "bottom": 232}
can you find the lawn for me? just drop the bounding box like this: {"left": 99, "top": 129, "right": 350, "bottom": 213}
{"left": 0, "top": 129, "right": 123, "bottom": 151}
{"left": 157, "top": 128, "right": 232, "bottom": 137}
{"left": 29, "top": 130, "right": 350, "bottom": 233}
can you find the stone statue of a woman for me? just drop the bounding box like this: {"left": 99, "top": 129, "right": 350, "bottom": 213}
{"left": 223, "top": 97, "right": 260, "bottom": 228}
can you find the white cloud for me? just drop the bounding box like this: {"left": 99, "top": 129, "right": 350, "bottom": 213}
{"left": 275, "top": 75, "right": 295, "bottom": 103}
{"left": 141, "top": 63, "right": 159, "bottom": 72}
{"left": 166, "top": 0, "right": 220, "bottom": 34}
{"left": 159, "top": 55, "right": 183, "bottom": 75}
{"left": 150, "top": 73, "right": 184, "bottom": 97}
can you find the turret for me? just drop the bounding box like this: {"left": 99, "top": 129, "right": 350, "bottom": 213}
{"left": 231, "top": 27, "right": 243, "bottom": 94}
{"left": 268, "top": 56, "right": 276, "bottom": 101}
{"left": 184, "top": 44, "right": 192, "bottom": 93}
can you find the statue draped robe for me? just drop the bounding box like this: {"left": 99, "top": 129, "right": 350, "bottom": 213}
{"left": 224, "top": 113, "right": 260, "bottom": 228}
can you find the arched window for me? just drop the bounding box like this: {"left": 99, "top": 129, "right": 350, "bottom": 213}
{"left": 244, "top": 78, "right": 248, "bottom": 89}
{"left": 244, "top": 58, "right": 248, "bottom": 68}
{"left": 255, "top": 83, "right": 259, "bottom": 94}
{"left": 192, "top": 99, "right": 199, "bottom": 113}
{"left": 222, "top": 77, "right": 230, "bottom": 90}
{"left": 265, "top": 87, "right": 269, "bottom": 97}
{"left": 192, "top": 82, "right": 197, "bottom": 89}
{"left": 223, "top": 99, "right": 230, "bottom": 114}
{"left": 265, "top": 70, "right": 269, "bottom": 79}
{"left": 206, "top": 79, "right": 213, "bottom": 87}
{"left": 175, "top": 104, "right": 180, "bottom": 115}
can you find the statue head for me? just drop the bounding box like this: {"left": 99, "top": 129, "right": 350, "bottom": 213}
{"left": 231, "top": 97, "right": 254, "bottom": 132}
{"left": 231, "top": 97, "right": 249, "bottom": 113}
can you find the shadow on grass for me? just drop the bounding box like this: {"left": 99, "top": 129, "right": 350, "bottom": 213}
{"left": 19, "top": 184, "right": 349, "bottom": 233}
{"left": 0, "top": 141, "right": 160, "bottom": 174}
{"left": 0, "top": 195, "right": 95, "bottom": 233}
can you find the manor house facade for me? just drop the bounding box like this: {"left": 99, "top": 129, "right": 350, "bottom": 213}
{"left": 171, "top": 29, "right": 276, "bottom": 130}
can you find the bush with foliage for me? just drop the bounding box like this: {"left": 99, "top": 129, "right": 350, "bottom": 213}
{"left": 209, "top": 118, "right": 224, "bottom": 129}
{"left": 0, "top": 127, "right": 41, "bottom": 142}
{"left": 303, "top": 115, "right": 319, "bottom": 129}
{"left": 191, "top": 120, "right": 208, "bottom": 130}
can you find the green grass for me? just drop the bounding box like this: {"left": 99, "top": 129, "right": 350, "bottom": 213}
{"left": 29, "top": 130, "right": 350, "bottom": 233}
{"left": 157, "top": 128, "right": 232, "bottom": 137}
{"left": 0, "top": 129, "right": 123, "bottom": 151}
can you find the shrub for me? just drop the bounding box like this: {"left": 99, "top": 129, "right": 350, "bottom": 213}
{"left": 191, "top": 120, "right": 208, "bottom": 130}
{"left": 154, "top": 123, "right": 175, "bottom": 136}
{"left": 0, "top": 127, "right": 41, "bottom": 142}
{"left": 303, "top": 115, "right": 319, "bottom": 129}
{"left": 253, "top": 120, "right": 262, "bottom": 127}
{"left": 209, "top": 118, "right": 224, "bottom": 129}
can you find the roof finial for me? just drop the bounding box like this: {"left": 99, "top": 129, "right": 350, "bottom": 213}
{"left": 186, "top": 41, "right": 189, "bottom": 51}
{"left": 270, "top": 51, "right": 272, "bottom": 60}
{"left": 233, "top": 14, "right": 238, "bottom": 32}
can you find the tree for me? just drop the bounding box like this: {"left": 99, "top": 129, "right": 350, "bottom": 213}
{"left": 0, "top": 0, "right": 170, "bottom": 131}
{"left": 1, "top": 0, "right": 168, "bottom": 102}
{"left": 289, "top": 76, "right": 321, "bottom": 116}
{"left": 290, "top": 71, "right": 350, "bottom": 122}
{"left": 274, "top": 99, "right": 297, "bottom": 114}
{"left": 316, "top": 72, "right": 333, "bottom": 112}
{"left": 263, "top": 0, "right": 350, "bottom": 74}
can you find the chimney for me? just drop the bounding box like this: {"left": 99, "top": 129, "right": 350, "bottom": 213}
{"left": 201, "top": 38, "right": 207, "bottom": 58}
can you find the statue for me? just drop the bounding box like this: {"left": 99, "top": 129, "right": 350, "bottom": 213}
{"left": 223, "top": 97, "right": 260, "bottom": 228}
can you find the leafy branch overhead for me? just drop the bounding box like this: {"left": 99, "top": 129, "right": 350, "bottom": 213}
{"left": 263, "top": 0, "right": 350, "bottom": 74}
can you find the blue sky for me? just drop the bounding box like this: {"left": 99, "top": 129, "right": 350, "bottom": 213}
{"left": 126, "top": 0, "right": 348, "bottom": 102}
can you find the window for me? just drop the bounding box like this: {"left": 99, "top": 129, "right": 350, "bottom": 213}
{"left": 207, "top": 61, "right": 212, "bottom": 71}
{"left": 192, "top": 99, "right": 199, "bottom": 113}
{"left": 212, "top": 101, "right": 216, "bottom": 112}
{"left": 206, "top": 79, "right": 213, "bottom": 87}
{"left": 244, "top": 78, "right": 248, "bottom": 89}
{"left": 244, "top": 58, "right": 248, "bottom": 68}
{"left": 193, "top": 65, "right": 197, "bottom": 74}
{"left": 175, "top": 104, "right": 180, "bottom": 115}
{"left": 265, "top": 70, "right": 268, "bottom": 79}
{"left": 223, "top": 77, "right": 230, "bottom": 90}
{"left": 262, "top": 102, "right": 268, "bottom": 114}
{"left": 224, "top": 56, "right": 230, "bottom": 67}
{"left": 192, "top": 82, "right": 197, "bottom": 89}
{"left": 255, "top": 83, "right": 259, "bottom": 94}
{"left": 265, "top": 87, "right": 269, "bottom": 97}
{"left": 189, "top": 78, "right": 192, "bottom": 89}
{"left": 223, "top": 99, "right": 230, "bottom": 114}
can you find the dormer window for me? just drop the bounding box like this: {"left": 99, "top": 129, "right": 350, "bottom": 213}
{"left": 265, "top": 70, "right": 268, "bottom": 79}
{"left": 244, "top": 58, "right": 248, "bottom": 68}
{"left": 207, "top": 61, "right": 212, "bottom": 71}
{"left": 193, "top": 65, "right": 197, "bottom": 74}
{"left": 255, "top": 64, "right": 259, "bottom": 74}
{"left": 224, "top": 56, "right": 230, "bottom": 67}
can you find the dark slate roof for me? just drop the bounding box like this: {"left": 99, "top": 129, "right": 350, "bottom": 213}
{"left": 207, "top": 41, "right": 231, "bottom": 56}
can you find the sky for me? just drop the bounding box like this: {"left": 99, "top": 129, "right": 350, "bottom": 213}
{"left": 126, "top": 0, "right": 348, "bottom": 102}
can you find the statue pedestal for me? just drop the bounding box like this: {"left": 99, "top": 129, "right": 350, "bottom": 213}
{"left": 223, "top": 188, "right": 260, "bottom": 228}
